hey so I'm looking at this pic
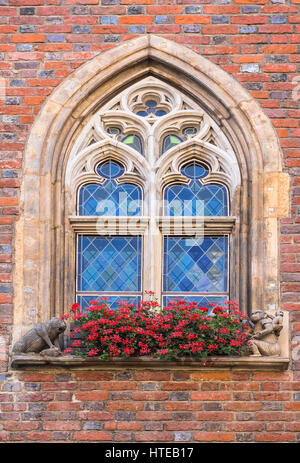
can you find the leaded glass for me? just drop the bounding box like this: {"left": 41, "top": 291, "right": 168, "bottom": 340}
{"left": 107, "top": 127, "right": 121, "bottom": 136}
{"left": 182, "top": 127, "right": 197, "bottom": 136}
{"left": 122, "top": 134, "right": 143, "bottom": 154}
{"left": 155, "top": 110, "right": 167, "bottom": 117}
{"left": 136, "top": 111, "right": 148, "bottom": 117}
{"left": 162, "top": 135, "right": 183, "bottom": 154}
{"left": 79, "top": 160, "right": 141, "bottom": 216}
{"left": 97, "top": 160, "right": 124, "bottom": 179}
{"left": 164, "top": 162, "right": 228, "bottom": 216}
{"left": 135, "top": 99, "right": 168, "bottom": 118}
{"left": 182, "top": 162, "right": 208, "bottom": 179}
{"left": 77, "top": 294, "right": 141, "bottom": 311}
{"left": 145, "top": 100, "right": 157, "bottom": 109}
{"left": 163, "top": 236, "right": 228, "bottom": 293}
{"left": 77, "top": 236, "right": 142, "bottom": 293}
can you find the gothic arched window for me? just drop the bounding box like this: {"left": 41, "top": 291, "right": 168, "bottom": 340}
{"left": 68, "top": 77, "right": 239, "bottom": 310}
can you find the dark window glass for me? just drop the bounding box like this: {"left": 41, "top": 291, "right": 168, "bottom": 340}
{"left": 162, "top": 135, "right": 183, "bottom": 154}
{"left": 122, "top": 134, "right": 143, "bottom": 154}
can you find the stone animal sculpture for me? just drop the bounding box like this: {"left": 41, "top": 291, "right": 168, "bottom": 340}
{"left": 12, "top": 317, "right": 66, "bottom": 357}
{"left": 249, "top": 309, "right": 284, "bottom": 357}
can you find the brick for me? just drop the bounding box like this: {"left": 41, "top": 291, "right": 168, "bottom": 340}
{"left": 162, "top": 382, "right": 198, "bottom": 391}
{"left": 135, "top": 411, "right": 172, "bottom": 421}
{"left": 231, "top": 15, "right": 268, "bottom": 24}
{"left": 106, "top": 401, "right": 144, "bottom": 411}
{"left": 11, "top": 34, "right": 45, "bottom": 43}
{"left": 18, "top": 373, "right": 55, "bottom": 382}
{"left": 284, "top": 403, "right": 300, "bottom": 411}
{"left": 196, "top": 411, "right": 234, "bottom": 421}
{"left": 27, "top": 432, "right": 52, "bottom": 441}
{"left": 136, "top": 432, "right": 173, "bottom": 441}
{"left": 75, "top": 392, "right": 109, "bottom": 401}
{"left": 191, "top": 392, "right": 231, "bottom": 400}
{"left": 132, "top": 392, "right": 169, "bottom": 401}
{"left": 118, "top": 16, "right": 153, "bottom": 24}
{"left": 262, "top": 45, "right": 297, "bottom": 53}
{"left": 191, "top": 371, "right": 231, "bottom": 381}
{"left": 43, "top": 421, "right": 81, "bottom": 431}
{"left": 223, "top": 402, "right": 262, "bottom": 411}
{"left": 147, "top": 6, "right": 182, "bottom": 14}
{"left": 203, "top": 25, "right": 239, "bottom": 35}
{"left": 133, "top": 372, "right": 171, "bottom": 381}
{"left": 174, "top": 15, "right": 210, "bottom": 24}
{"left": 104, "top": 421, "right": 142, "bottom": 431}
{"left": 3, "top": 422, "right": 39, "bottom": 431}
{"left": 256, "top": 433, "right": 295, "bottom": 442}
{"left": 194, "top": 432, "right": 234, "bottom": 442}
{"left": 73, "top": 431, "right": 112, "bottom": 441}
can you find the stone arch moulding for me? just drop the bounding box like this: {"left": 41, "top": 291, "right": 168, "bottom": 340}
{"left": 13, "top": 34, "right": 290, "bottom": 346}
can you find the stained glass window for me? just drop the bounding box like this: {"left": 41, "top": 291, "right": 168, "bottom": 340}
{"left": 164, "top": 161, "right": 228, "bottom": 217}
{"left": 136, "top": 99, "right": 167, "bottom": 117}
{"left": 107, "top": 127, "right": 121, "bottom": 136}
{"left": 78, "top": 160, "right": 141, "bottom": 216}
{"left": 122, "top": 134, "right": 143, "bottom": 154}
{"left": 162, "top": 135, "right": 182, "bottom": 154}
{"left": 163, "top": 161, "right": 229, "bottom": 308}
{"left": 182, "top": 127, "right": 197, "bottom": 136}
{"left": 77, "top": 159, "right": 143, "bottom": 309}
{"left": 77, "top": 235, "right": 142, "bottom": 307}
{"left": 163, "top": 236, "right": 229, "bottom": 310}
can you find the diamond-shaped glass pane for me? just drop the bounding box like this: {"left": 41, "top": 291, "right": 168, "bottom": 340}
{"left": 77, "top": 294, "right": 141, "bottom": 311}
{"left": 164, "top": 161, "right": 228, "bottom": 216}
{"left": 79, "top": 182, "right": 141, "bottom": 216}
{"left": 163, "top": 236, "right": 228, "bottom": 293}
{"left": 77, "top": 236, "right": 142, "bottom": 292}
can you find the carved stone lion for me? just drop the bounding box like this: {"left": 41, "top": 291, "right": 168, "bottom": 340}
{"left": 12, "top": 317, "right": 67, "bottom": 357}
{"left": 249, "top": 310, "right": 283, "bottom": 357}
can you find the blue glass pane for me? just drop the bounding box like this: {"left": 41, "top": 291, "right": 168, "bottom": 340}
{"left": 163, "top": 236, "right": 228, "bottom": 293}
{"left": 136, "top": 111, "right": 148, "bottom": 117}
{"left": 162, "top": 135, "right": 182, "bottom": 154}
{"left": 97, "top": 160, "right": 124, "bottom": 179}
{"left": 165, "top": 162, "right": 228, "bottom": 217}
{"left": 165, "top": 183, "right": 228, "bottom": 216}
{"left": 77, "top": 236, "right": 142, "bottom": 293}
{"left": 182, "top": 162, "right": 208, "bottom": 179}
{"left": 122, "top": 135, "right": 143, "bottom": 154}
{"left": 77, "top": 294, "right": 141, "bottom": 311}
{"left": 145, "top": 100, "right": 157, "bottom": 108}
{"left": 163, "top": 295, "right": 227, "bottom": 315}
{"left": 79, "top": 181, "right": 142, "bottom": 216}
{"left": 155, "top": 110, "right": 167, "bottom": 117}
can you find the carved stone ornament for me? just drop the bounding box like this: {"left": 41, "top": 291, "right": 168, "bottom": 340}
{"left": 249, "top": 310, "right": 284, "bottom": 357}
{"left": 12, "top": 318, "right": 66, "bottom": 357}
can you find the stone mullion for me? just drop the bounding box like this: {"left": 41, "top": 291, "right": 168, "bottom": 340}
{"left": 143, "top": 129, "right": 162, "bottom": 299}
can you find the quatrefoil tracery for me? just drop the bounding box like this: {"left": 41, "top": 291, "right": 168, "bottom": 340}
{"left": 67, "top": 77, "right": 241, "bottom": 200}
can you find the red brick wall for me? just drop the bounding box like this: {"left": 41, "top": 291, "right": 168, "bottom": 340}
{"left": 1, "top": 368, "right": 300, "bottom": 442}
{"left": 0, "top": 0, "right": 300, "bottom": 443}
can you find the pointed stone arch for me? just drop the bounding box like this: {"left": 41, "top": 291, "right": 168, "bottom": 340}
{"left": 13, "top": 35, "right": 289, "bottom": 342}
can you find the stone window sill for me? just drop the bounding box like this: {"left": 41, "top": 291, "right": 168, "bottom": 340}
{"left": 10, "top": 355, "right": 290, "bottom": 371}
